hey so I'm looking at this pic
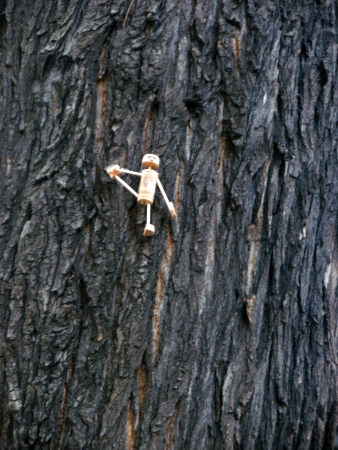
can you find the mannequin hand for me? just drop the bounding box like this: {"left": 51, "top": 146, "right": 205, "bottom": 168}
{"left": 169, "top": 202, "right": 176, "bottom": 218}
{"left": 106, "top": 164, "right": 123, "bottom": 178}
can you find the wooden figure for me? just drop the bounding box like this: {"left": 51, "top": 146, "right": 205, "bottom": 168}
{"left": 106, "top": 154, "right": 176, "bottom": 236}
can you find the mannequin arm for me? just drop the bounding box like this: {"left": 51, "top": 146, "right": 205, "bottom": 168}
{"left": 115, "top": 176, "right": 139, "bottom": 198}
{"left": 105, "top": 164, "right": 141, "bottom": 178}
{"left": 106, "top": 164, "right": 139, "bottom": 199}
{"left": 119, "top": 169, "right": 142, "bottom": 176}
{"left": 157, "top": 179, "right": 176, "bottom": 218}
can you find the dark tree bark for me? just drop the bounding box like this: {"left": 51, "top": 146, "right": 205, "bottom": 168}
{"left": 1, "top": 0, "right": 338, "bottom": 449}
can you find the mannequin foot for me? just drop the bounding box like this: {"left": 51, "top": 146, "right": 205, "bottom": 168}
{"left": 143, "top": 224, "right": 155, "bottom": 236}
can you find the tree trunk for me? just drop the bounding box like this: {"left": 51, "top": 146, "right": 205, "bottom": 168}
{"left": 1, "top": 0, "right": 338, "bottom": 449}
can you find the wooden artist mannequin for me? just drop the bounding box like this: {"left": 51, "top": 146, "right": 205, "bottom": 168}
{"left": 106, "top": 154, "right": 176, "bottom": 236}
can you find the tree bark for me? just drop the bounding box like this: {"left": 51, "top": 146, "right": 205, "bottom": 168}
{"left": 0, "top": 0, "right": 338, "bottom": 449}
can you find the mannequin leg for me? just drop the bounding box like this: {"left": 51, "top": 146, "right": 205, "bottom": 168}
{"left": 144, "top": 204, "right": 155, "bottom": 236}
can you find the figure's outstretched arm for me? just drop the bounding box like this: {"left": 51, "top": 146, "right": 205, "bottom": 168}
{"left": 156, "top": 179, "right": 176, "bottom": 218}
{"left": 106, "top": 164, "right": 141, "bottom": 178}
{"left": 105, "top": 164, "right": 140, "bottom": 199}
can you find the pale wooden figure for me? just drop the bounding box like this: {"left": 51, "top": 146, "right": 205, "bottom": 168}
{"left": 106, "top": 154, "right": 176, "bottom": 236}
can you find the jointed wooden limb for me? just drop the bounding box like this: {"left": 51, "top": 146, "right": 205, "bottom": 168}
{"left": 115, "top": 176, "right": 139, "bottom": 198}
{"left": 106, "top": 164, "right": 141, "bottom": 198}
{"left": 119, "top": 168, "right": 142, "bottom": 176}
{"left": 147, "top": 203, "right": 151, "bottom": 225}
{"left": 157, "top": 179, "right": 176, "bottom": 218}
{"left": 144, "top": 204, "right": 155, "bottom": 236}
{"left": 106, "top": 164, "right": 141, "bottom": 178}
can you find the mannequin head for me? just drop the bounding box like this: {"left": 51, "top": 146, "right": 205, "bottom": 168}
{"left": 142, "top": 154, "right": 160, "bottom": 169}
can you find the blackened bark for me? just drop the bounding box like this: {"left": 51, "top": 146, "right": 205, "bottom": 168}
{"left": 0, "top": 0, "right": 338, "bottom": 449}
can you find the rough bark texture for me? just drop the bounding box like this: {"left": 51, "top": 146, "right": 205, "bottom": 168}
{"left": 1, "top": 0, "right": 338, "bottom": 449}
